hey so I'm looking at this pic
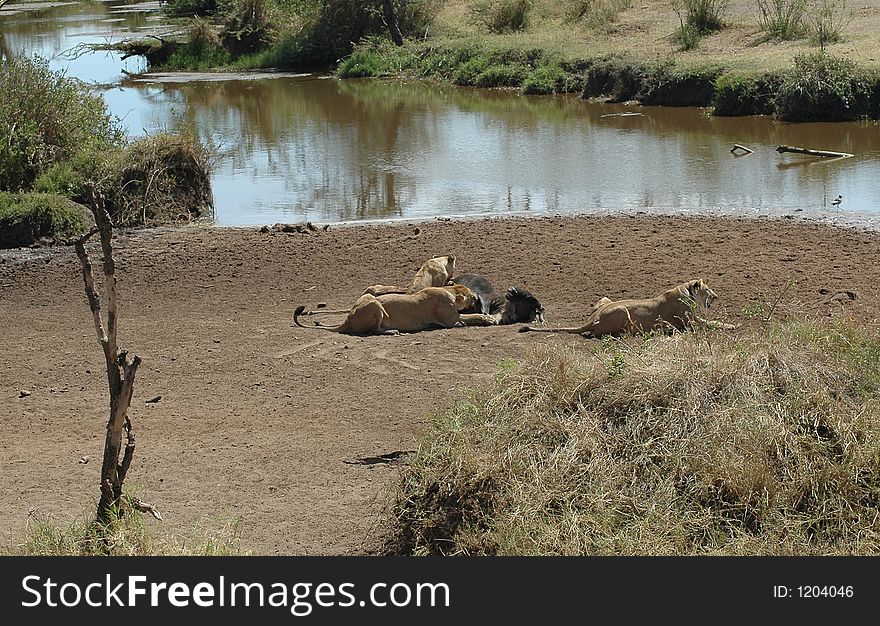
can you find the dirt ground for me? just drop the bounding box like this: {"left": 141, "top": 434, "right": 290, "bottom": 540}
{"left": 2, "top": 213, "right": 880, "bottom": 555}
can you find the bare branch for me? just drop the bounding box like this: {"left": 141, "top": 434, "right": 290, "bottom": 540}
{"left": 73, "top": 234, "right": 108, "bottom": 350}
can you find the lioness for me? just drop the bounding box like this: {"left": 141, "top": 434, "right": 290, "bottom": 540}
{"left": 363, "top": 254, "right": 455, "bottom": 296}
{"left": 520, "top": 278, "right": 736, "bottom": 338}
{"left": 293, "top": 284, "right": 496, "bottom": 335}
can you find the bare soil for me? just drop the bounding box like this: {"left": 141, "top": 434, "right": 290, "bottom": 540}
{"left": 2, "top": 214, "right": 880, "bottom": 554}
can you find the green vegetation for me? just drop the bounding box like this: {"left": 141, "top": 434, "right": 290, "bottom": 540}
{"left": 6, "top": 496, "right": 246, "bottom": 556}
{"left": 0, "top": 56, "right": 214, "bottom": 247}
{"left": 383, "top": 321, "right": 880, "bottom": 555}
{"left": 809, "top": 0, "right": 851, "bottom": 49}
{"left": 126, "top": 0, "right": 880, "bottom": 121}
{"left": 469, "top": 0, "right": 533, "bottom": 33}
{"left": 0, "top": 192, "right": 88, "bottom": 248}
{"left": 757, "top": 0, "right": 807, "bottom": 40}
{"left": 673, "top": 0, "right": 729, "bottom": 50}
{"left": 775, "top": 51, "right": 874, "bottom": 121}
{"left": 0, "top": 55, "right": 123, "bottom": 192}
{"left": 713, "top": 72, "right": 783, "bottom": 116}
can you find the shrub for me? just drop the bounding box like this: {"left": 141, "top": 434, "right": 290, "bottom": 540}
{"left": 163, "top": 0, "right": 219, "bottom": 16}
{"left": 809, "top": 0, "right": 851, "bottom": 49}
{"left": 337, "top": 37, "right": 418, "bottom": 77}
{"left": 0, "top": 55, "right": 123, "bottom": 192}
{"left": 474, "top": 63, "right": 529, "bottom": 88}
{"left": 469, "top": 0, "right": 532, "bottom": 33}
{"left": 103, "top": 133, "right": 214, "bottom": 226}
{"left": 384, "top": 322, "right": 880, "bottom": 555}
{"left": 713, "top": 72, "right": 783, "bottom": 116}
{"left": 775, "top": 52, "right": 871, "bottom": 121}
{"left": 679, "top": 0, "right": 728, "bottom": 32}
{"left": 757, "top": 0, "right": 807, "bottom": 40}
{"left": 0, "top": 192, "right": 88, "bottom": 248}
{"left": 221, "top": 0, "right": 277, "bottom": 57}
{"left": 164, "top": 18, "right": 231, "bottom": 69}
{"left": 33, "top": 141, "right": 115, "bottom": 201}
{"left": 523, "top": 61, "right": 579, "bottom": 94}
{"left": 565, "top": 0, "right": 633, "bottom": 28}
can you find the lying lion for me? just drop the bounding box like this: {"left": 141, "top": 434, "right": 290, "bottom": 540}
{"left": 293, "top": 284, "right": 496, "bottom": 335}
{"left": 520, "top": 278, "right": 736, "bottom": 338}
{"left": 363, "top": 254, "right": 455, "bottom": 297}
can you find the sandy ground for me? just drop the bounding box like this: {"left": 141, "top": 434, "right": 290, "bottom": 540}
{"left": 2, "top": 213, "right": 880, "bottom": 554}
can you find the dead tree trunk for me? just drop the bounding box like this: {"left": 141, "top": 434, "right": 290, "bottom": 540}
{"left": 383, "top": 0, "right": 404, "bottom": 46}
{"left": 74, "top": 184, "right": 158, "bottom": 525}
{"left": 776, "top": 145, "right": 854, "bottom": 158}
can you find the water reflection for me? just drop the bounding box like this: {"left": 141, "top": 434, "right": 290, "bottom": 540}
{"left": 4, "top": 1, "right": 880, "bottom": 224}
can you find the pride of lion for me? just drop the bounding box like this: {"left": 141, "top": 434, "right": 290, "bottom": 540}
{"left": 293, "top": 255, "right": 735, "bottom": 337}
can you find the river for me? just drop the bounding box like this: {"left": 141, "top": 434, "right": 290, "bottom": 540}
{"left": 3, "top": 0, "right": 879, "bottom": 225}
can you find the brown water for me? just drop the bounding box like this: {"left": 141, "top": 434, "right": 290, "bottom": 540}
{"left": 4, "top": 0, "right": 880, "bottom": 225}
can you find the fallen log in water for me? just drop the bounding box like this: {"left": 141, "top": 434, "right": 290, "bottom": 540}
{"left": 776, "top": 145, "right": 854, "bottom": 158}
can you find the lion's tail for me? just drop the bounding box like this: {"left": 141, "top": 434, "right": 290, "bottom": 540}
{"left": 294, "top": 305, "right": 328, "bottom": 330}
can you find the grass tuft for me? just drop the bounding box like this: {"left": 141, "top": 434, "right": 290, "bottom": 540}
{"left": 7, "top": 496, "right": 246, "bottom": 556}
{"left": 383, "top": 320, "right": 880, "bottom": 555}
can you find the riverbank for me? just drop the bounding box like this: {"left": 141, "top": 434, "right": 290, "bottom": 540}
{"left": 129, "top": 0, "right": 880, "bottom": 120}
{"left": 2, "top": 213, "right": 879, "bottom": 554}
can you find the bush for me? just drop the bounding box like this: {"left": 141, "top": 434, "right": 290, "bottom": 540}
{"left": 0, "top": 192, "right": 88, "bottom": 248}
{"left": 523, "top": 61, "right": 579, "bottom": 94}
{"left": 564, "top": 0, "right": 633, "bottom": 28}
{"left": 775, "top": 52, "right": 871, "bottom": 121}
{"left": 474, "top": 63, "right": 529, "bottom": 88}
{"left": 103, "top": 133, "right": 214, "bottom": 226}
{"left": 0, "top": 55, "right": 123, "bottom": 192}
{"left": 757, "top": 0, "right": 807, "bottom": 40}
{"left": 678, "top": 0, "right": 728, "bottom": 32}
{"left": 809, "top": 0, "right": 851, "bottom": 48}
{"left": 164, "top": 18, "right": 231, "bottom": 69}
{"left": 337, "top": 37, "right": 418, "bottom": 77}
{"left": 384, "top": 322, "right": 880, "bottom": 555}
{"left": 469, "top": 0, "right": 532, "bottom": 33}
{"left": 286, "top": 0, "right": 442, "bottom": 69}
{"left": 163, "top": 0, "right": 219, "bottom": 16}
{"left": 221, "top": 0, "right": 277, "bottom": 56}
{"left": 713, "top": 72, "right": 783, "bottom": 116}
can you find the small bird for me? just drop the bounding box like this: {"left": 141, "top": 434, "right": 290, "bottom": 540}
{"left": 831, "top": 194, "right": 843, "bottom": 208}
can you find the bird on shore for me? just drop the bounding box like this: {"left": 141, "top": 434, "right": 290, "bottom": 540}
{"left": 831, "top": 194, "right": 843, "bottom": 208}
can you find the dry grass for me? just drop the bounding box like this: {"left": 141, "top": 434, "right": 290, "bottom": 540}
{"left": 5, "top": 495, "right": 246, "bottom": 556}
{"left": 384, "top": 319, "right": 880, "bottom": 555}
{"left": 106, "top": 132, "right": 215, "bottom": 226}
{"left": 433, "top": 0, "right": 880, "bottom": 72}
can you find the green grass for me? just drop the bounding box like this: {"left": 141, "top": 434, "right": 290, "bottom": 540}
{"left": 0, "top": 192, "right": 87, "bottom": 248}
{"left": 383, "top": 320, "right": 880, "bottom": 555}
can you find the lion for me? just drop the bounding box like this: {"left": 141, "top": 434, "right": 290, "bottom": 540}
{"left": 520, "top": 278, "right": 736, "bottom": 338}
{"left": 293, "top": 284, "right": 496, "bottom": 335}
{"left": 362, "top": 254, "right": 456, "bottom": 297}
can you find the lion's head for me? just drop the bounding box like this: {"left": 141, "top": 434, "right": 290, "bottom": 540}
{"left": 686, "top": 278, "right": 718, "bottom": 309}
{"left": 446, "top": 284, "right": 477, "bottom": 311}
